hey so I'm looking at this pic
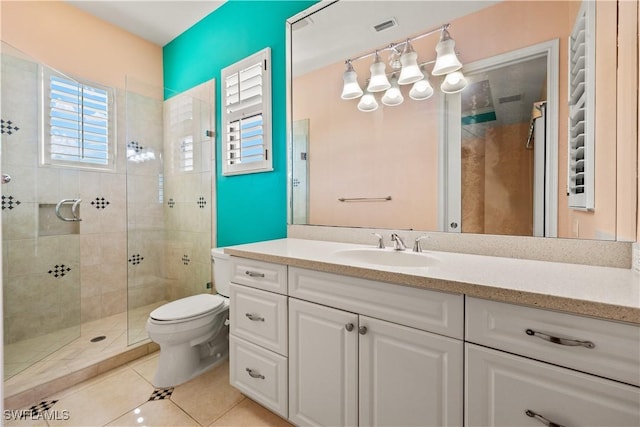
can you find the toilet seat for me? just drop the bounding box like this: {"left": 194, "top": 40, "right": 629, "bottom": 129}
{"left": 150, "top": 294, "right": 226, "bottom": 323}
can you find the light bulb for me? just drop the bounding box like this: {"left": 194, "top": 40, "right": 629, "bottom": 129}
{"left": 409, "top": 73, "right": 434, "bottom": 100}
{"left": 358, "top": 90, "right": 379, "bottom": 112}
{"left": 397, "top": 40, "right": 424, "bottom": 85}
{"left": 382, "top": 75, "right": 404, "bottom": 106}
{"left": 432, "top": 28, "right": 462, "bottom": 76}
{"left": 441, "top": 71, "right": 468, "bottom": 94}
{"left": 341, "top": 61, "right": 363, "bottom": 100}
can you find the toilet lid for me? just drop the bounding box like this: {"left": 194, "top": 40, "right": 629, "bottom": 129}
{"left": 150, "top": 294, "right": 225, "bottom": 321}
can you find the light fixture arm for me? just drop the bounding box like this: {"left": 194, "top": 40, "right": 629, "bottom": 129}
{"left": 346, "top": 24, "right": 451, "bottom": 64}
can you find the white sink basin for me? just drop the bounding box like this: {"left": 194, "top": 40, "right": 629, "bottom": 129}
{"left": 332, "top": 248, "right": 439, "bottom": 268}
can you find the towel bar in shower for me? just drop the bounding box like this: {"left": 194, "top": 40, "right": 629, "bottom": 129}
{"left": 55, "top": 199, "right": 82, "bottom": 221}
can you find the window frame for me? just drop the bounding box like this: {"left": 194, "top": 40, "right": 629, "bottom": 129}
{"left": 221, "top": 47, "right": 273, "bottom": 176}
{"left": 40, "top": 67, "right": 117, "bottom": 171}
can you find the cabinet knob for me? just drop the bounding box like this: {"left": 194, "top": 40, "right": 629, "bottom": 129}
{"left": 246, "top": 368, "right": 265, "bottom": 380}
{"left": 525, "top": 409, "right": 565, "bottom": 427}
{"left": 358, "top": 326, "right": 368, "bottom": 335}
{"left": 345, "top": 323, "right": 354, "bottom": 332}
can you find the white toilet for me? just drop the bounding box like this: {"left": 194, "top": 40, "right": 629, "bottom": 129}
{"left": 146, "top": 248, "right": 231, "bottom": 387}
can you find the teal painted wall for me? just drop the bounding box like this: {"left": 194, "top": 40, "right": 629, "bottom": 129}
{"left": 163, "top": 0, "right": 316, "bottom": 247}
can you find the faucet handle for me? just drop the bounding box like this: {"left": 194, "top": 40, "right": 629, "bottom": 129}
{"left": 372, "top": 233, "right": 385, "bottom": 249}
{"left": 413, "top": 235, "right": 429, "bottom": 252}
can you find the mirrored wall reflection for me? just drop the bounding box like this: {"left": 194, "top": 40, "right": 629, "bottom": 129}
{"left": 126, "top": 78, "right": 215, "bottom": 346}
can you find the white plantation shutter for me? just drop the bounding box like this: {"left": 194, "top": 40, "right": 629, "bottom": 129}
{"left": 221, "top": 48, "right": 272, "bottom": 176}
{"left": 43, "top": 70, "right": 115, "bottom": 170}
{"left": 567, "top": 1, "right": 595, "bottom": 209}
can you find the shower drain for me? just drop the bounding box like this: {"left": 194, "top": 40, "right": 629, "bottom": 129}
{"left": 90, "top": 335, "right": 107, "bottom": 343}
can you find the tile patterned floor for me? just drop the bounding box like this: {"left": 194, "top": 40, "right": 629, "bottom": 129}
{"left": 5, "top": 354, "right": 293, "bottom": 427}
{"left": 4, "top": 302, "right": 165, "bottom": 399}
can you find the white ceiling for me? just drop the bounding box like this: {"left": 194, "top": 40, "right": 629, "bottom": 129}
{"left": 67, "top": 1, "right": 226, "bottom": 46}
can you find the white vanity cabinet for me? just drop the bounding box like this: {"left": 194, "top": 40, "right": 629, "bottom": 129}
{"left": 228, "top": 258, "right": 289, "bottom": 418}
{"left": 465, "top": 297, "right": 640, "bottom": 427}
{"left": 288, "top": 268, "right": 464, "bottom": 427}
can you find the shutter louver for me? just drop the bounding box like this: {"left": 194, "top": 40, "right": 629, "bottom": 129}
{"left": 221, "top": 48, "right": 272, "bottom": 175}
{"left": 567, "top": 1, "right": 595, "bottom": 209}
{"left": 46, "top": 73, "right": 113, "bottom": 168}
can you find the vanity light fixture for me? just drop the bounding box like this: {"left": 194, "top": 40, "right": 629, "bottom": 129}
{"left": 367, "top": 51, "right": 391, "bottom": 92}
{"left": 341, "top": 60, "right": 363, "bottom": 99}
{"left": 432, "top": 28, "right": 463, "bottom": 76}
{"left": 440, "top": 70, "right": 468, "bottom": 94}
{"left": 409, "top": 69, "right": 434, "bottom": 100}
{"left": 382, "top": 74, "right": 404, "bottom": 106}
{"left": 341, "top": 24, "right": 467, "bottom": 110}
{"left": 397, "top": 40, "right": 424, "bottom": 85}
{"left": 357, "top": 88, "right": 379, "bottom": 112}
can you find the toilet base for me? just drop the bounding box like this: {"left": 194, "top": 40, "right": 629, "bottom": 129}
{"left": 153, "top": 343, "right": 229, "bottom": 388}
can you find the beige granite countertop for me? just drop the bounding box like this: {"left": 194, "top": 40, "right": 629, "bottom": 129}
{"left": 224, "top": 238, "right": 640, "bottom": 325}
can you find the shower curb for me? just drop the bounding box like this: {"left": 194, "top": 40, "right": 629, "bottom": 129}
{"left": 4, "top": 341, "right": 160, "bottom": 410}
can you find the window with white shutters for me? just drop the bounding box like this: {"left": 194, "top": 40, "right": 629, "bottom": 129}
{"left": 567, "top": 0, "right": 595, "bottom": 210}
{"left": 42, "top": 70, "right": 115, "bottom": 170}
{"left": 221, "top": 48, "right": 272, "bottom": 176}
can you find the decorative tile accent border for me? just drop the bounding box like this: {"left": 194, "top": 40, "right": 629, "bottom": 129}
{"left": 149, "top": 388, "right": 174, "bottom": 401}
{"left": 1, "top": 195, "right": 22, "bottom": 210}
{"left": 1, "top": 119, "right": 20, "bottom": 135}
{"left": 182, "top": 254, "right": 191, "bottom": 265}
{"left": 128, "top": 254, "right": 144, "bottom": 265}
{"left": 26, "top": 400, "right": 58, "bottom": 417}
{"left": 48, "top": 265, "right": 71, "bottom": 278}
{"left": 168, "top": 198, "right": 175, "bottom": 208}
{"left": 90, "top": 197, "right": 110, "bottom": 210}
{"left": 127, "top": 140, "right": 144, "bottom": 153}
{"left": 197, "top": 196, "right": 207, "bottom": 208}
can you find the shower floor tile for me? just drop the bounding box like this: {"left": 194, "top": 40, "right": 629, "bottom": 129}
{"left": 7, "top": 355, "right": 293, "bottom": 427}
{"left": 4, "top": 302, "right": 165, "bottom": 401}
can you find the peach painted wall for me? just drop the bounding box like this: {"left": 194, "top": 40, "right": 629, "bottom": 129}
{"left": 0, "top": 0, "right": 163, "bottom": 91}
{"left": 294, "top": 0, "right": 625, "bottom": 240}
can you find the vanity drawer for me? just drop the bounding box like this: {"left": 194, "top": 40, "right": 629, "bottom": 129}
{"left": 230, "top": 257, "right": 287, "bottom": 294}
{"left": 230, "top": 283, "right": 288, "bottom": 356}
{"left": 230, "top": 335, "right": 288, "bottom": 419}
{"left": 466, "top": 344, "right": 640, "bottom": 427}
{"left": 289, "top": 267, "right": 464, "bottom": 339}
{"left": 466, "top": 297, "right": 640, "bottom": 386}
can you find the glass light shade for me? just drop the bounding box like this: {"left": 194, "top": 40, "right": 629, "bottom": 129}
{"left": 382, "top": 76, "right": 404, "bottom": 106}
{"left": 341, "top": 63, "right": 363, "bottom": 99}
{"left": 357, "top": 90, "right": 379, "bottom": 112}
{"left": 432, "top": 30, "right": 463, "bottom": 76}
{"left": 367, "top": 54, "right": 390, "bottom": 92}
{"left": 441, "top": 71, "right": 468, "bottom": 94}
{"left": 398, "top": 42, "right": 424, "bottom": 85}
{"left": 409, "top": 76, "right": 434, "bottom": 100}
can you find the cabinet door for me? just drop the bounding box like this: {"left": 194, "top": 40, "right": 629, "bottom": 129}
{"left": 466, "top": 343, "right": 640, "bottom": 427}
{"left": 289, "top": 298, "right": 358, "bottom": 427}
{"left": 359, "top": 316, "right": 463, "bottom": 427}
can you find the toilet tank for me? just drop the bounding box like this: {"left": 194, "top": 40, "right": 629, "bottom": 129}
{"left": 211, "top": 248, "right": 231, "bottom": 297}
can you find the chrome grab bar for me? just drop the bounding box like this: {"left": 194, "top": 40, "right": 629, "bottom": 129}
{"left": 55, "top": 199, "right": 82, "bottom": 222}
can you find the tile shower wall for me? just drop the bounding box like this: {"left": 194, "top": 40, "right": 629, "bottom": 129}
{"left": 162, "top": 82, "right": 214, "bottom": 301}
{"left": 125, "top": 85, "right": 167, "bottom": 312}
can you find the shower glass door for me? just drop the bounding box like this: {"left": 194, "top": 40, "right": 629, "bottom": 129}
{"left": 2, "top": 42, "right": 81, "bottom": 379}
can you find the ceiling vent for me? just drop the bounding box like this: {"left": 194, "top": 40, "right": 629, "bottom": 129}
{"left": 498, "top": 94, "right": 523, "bottom": 104}
{"left": 373, "top": 18, "right": 398, "bottom": 32}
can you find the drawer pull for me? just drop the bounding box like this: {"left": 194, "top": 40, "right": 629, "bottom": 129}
{"left": 345, "top": 323, "right": 354, "bottom": 332}
{"left": 245, "top": 270, "right": 265, "bottom": 278}
{"left": 245, "top": 313, "right": 265, "bottom": 322}
{"left": 525, "top": 328, "right": 595, "bottom": 349}
{"left": 525, "top": 409, "right": 565, "bottom": 427}
{"left": 246, "top": 368, "right": 265, "bottom": 380}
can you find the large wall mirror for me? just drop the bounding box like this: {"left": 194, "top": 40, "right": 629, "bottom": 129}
{"left": 287, "top": 0, "right": 637, "bottom": 241}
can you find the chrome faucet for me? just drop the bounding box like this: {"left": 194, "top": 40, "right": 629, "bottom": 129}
{"left": 372, "top": 233, "right": 385, "bottom": 249}
{"left": 390, "top": 233, "right": 406, "bottom": 251}
{"left": 413, "top": 235, "right": 429, "bottom": 252}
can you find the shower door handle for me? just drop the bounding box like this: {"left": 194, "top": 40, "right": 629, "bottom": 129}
{"left": 55, "top": 199, "right": 82, "bottom": 222}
